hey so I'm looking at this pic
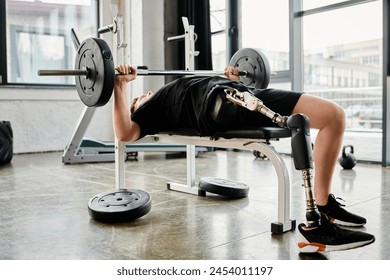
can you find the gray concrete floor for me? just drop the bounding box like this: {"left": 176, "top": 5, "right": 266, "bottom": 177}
{"left": 0, "top": 149, "right": 389, "bottom": 260}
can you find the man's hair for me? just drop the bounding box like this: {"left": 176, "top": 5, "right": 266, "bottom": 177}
{"left": 130, "top": 97, "right": 139, "bottom": 114}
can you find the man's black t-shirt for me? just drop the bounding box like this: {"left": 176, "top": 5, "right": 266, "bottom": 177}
{"left": 131, "top": 76, "right": 240, "bottom": 138}
{"left": 131, "top": 76, "right": 301, "bottom": 139}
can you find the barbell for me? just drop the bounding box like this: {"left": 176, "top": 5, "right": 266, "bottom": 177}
{"left": 38, "top": 37, "right": 271, "bottom": 107}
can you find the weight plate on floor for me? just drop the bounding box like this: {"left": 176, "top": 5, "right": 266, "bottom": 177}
{"left": 198, "top": 177, "right": 249, "bottom": 198}
{"left": 75, "top": 37, "right": 115, "bottom": 107}
{"left": 229, "top": 48, "right": 271, "bottom": 89}
{"left": 88, "top": 189, "right": 151, "bottom": 223}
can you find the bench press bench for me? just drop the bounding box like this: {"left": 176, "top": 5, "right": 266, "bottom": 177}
{"left": 138, "top": 126, "right": 296, "bottom": 234}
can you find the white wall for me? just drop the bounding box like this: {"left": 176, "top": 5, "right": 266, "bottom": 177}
{"left": 0, "top": 0, "right": 166, "bottom": 154}
{"left": 0, "top": 72, "right": 116, "bottom": 155}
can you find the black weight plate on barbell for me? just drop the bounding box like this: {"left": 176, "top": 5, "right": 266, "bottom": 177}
{"left": 88, "top": 189, "right": 151, "bottom": 223}
{"left": 75, "top": 38, "right": 115, "bottom": 107}
{"left": 198, "top": 177, "right": 249, "bottom": 198}
{"left": 228, "top": 48, "right": 271, "bottom": 89}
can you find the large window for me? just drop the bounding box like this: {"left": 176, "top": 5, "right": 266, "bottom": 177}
{"left": 210, "top": 0, "right": 384, "bottom": 162}
{"left": 242, "top": 0, "right": 290, "bottom": 89}
{"left": 0, "top": 0, "right": 98, "bottom": 86}
{"left": 303, "top": 0, "right": 350, "bottom": 10}
{"left": 210, "top": 0, "right": 290, "bottom": 89}
{"left": 242, "top": 0, "right": 289, "bottom": 73}
{"left": 209, "top": 0, "right": 226, "bottom": 71}
{"left": 302, "top": 0, "right": 382, "bottom": 162}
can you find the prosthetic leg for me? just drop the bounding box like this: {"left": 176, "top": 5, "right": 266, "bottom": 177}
{"left": 225, "top": 88, "right": 321, "bottom": 227}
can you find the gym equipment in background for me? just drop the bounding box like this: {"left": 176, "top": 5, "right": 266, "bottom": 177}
{"left": 339, "top": 145, "right": 357, "bottom": 169}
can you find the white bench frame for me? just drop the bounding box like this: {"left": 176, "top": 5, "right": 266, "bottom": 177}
{"left": 134, "top": 134, "right": 296, "bottom": 234}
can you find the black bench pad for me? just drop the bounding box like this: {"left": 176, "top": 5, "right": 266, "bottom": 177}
{"left": 161, "top": 127, "right": 291, "bottom": 140}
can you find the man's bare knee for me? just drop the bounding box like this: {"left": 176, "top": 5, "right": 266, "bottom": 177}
{"left": 330, "top": 103, "right": 346, "bottom": 133}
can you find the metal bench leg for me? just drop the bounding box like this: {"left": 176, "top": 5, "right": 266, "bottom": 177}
{"left": 167, "top": 144, "right": 206, "bottom": 196}
{"left": 246, "top": 142, "right": 296, "bottom": 234}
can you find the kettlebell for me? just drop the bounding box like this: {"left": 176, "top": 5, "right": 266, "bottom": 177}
{"left": 339, "top": 145, "right": 357, "bottom": 169}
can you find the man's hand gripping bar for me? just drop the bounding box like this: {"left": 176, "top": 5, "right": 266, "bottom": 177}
{"left": 224, "top": 88, "right": 288, "bottom": 128}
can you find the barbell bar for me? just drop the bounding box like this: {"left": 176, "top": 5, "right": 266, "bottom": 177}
{"left": 38, "top": 69, "right": 89, "bottom": 76}
{"left": 38, "top": 68, "right": 248, "bottom": 77}
{"left": 37, "top": 37, "right": 271, "bottom": 107}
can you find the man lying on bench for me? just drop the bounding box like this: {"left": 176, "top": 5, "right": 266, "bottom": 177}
{"left": 112, "top": 64, "right": 374, "bottom": 253}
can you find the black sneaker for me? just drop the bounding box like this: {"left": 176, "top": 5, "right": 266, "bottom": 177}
{"left": 298, "top": 213, "right": 375, "bottom": 253}
{"left": 317, "top": 194, "right": 366, "bottom": 227}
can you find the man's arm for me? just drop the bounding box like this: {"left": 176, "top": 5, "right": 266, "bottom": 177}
{"left": 113, "top": 65, "right": 141, "bottom": 142}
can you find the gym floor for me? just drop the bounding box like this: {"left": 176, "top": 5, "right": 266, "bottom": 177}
{"left": 0, "top": 148, "right": 389, "bottom": 260}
